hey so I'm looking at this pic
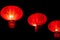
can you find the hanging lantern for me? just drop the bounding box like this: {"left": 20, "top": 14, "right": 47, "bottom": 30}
{"left": 28, "top": 13, "right": 47, "bottom": 32}
{"left": 48, "top": 20, "right": 60, "bottom": 38}
{"left": 1, "top": 5, "right": 23, "bottom": 28}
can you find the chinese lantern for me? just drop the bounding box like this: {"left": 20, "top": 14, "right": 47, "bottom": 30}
{"left": 1, "top": 5, "right": 23, "bottom": 28}
{"left": 48, "top": 20, "right": 60, "bottom": 38}
{"left": 28, "top": 13, "right": 47, "bottom": 32}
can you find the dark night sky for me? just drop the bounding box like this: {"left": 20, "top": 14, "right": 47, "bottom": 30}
{"left": 0, "top": 0, "right": 59, "bottom": 40}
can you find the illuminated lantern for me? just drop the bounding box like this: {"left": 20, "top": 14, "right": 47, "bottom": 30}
{"left": 28, "top": 13, "right": 47, "bottom": 32}
{"left": 48, "top": 20, "right": 60, "bottom": 38}
{"left": 1, "top": 5, "right": 23, "bottom": 28}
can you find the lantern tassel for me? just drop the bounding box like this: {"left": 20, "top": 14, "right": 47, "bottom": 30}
{"left": 8, "top": 20, "right": 15, "bottom": 28}
{"left": 54, "top": 32, "right": 60, "bottom": 38}
{"left": 35, "top": 26, "right": 38, "bottom": 32}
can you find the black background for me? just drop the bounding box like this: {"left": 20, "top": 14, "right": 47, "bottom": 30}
{"left": 0, "top": 0, "right": 59, "bottom": 40}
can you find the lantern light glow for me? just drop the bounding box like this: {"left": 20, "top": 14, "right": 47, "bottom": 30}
{"left": 48, "top": 20, "right": 60, "bottom": 38}
{"left": 28, "top": 13, "right": 47, "bottom": 32}
{"left": 1, "top": 5, "right": 23, "bottom": 28}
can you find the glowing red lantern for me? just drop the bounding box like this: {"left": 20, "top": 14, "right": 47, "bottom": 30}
{"left": 48, "top": 20, "right": 60, "bottom": 38}
{"left": 28, "top": 13, "right": 47, "bottom": 32}
{"left": 1, "top": 5, "right": 23, "bottom": 28}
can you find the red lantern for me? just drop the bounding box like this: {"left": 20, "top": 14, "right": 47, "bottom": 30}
{"left": 1, "top": 5, "right": 23, "bottom": 28}
{"left": 28, "top": 13, "right": 47, "bottom": 32}
{"left": 48, "top": 20, "right": 60, "bottom": 38}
